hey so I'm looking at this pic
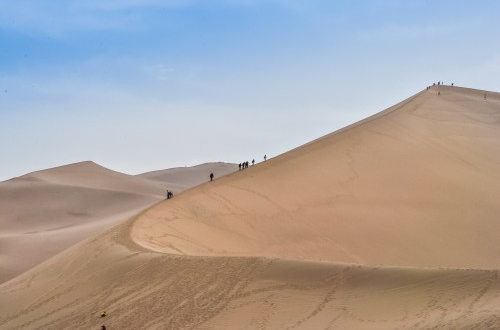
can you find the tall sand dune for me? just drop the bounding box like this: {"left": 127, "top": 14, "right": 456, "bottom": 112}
{"left": 1, "top": 86, "right": 500, "bottom": 329}
{"left": 132, "top": 86, "right": 500, "bottom": 269}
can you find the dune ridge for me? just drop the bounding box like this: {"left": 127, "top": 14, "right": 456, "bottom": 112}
{"left": 1, "top": 86, "right": 500, "bottom": 329}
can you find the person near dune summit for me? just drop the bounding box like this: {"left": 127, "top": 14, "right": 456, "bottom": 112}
{"left": 210, "top": 173, "right": 214, "bottom": 181}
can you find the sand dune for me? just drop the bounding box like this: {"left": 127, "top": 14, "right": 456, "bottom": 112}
{"left": 0, "top": 161, "right": 237, "bottom": 283}
{"left": 132, "top": 86, "right": 500, "bottom": 269}
{"left": 1, "top": 86, "right": 500, "bottom": 329}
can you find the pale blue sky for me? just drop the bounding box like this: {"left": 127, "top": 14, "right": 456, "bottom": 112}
{"left": 1, "top": 0, "right": 499, "bottom": 180}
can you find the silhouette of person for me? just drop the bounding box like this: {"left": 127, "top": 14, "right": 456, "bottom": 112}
{"left": 238, "top": 163, "right": 241, "bottom": 171}
{"left": 484, "top": 93, "right": 487, "bottom": 100}
{"left": 264, "top": 155, "right": 267, "bottom": 161}
{"left": 252, "top": 159, "right": 255, "bottom": 166}
{"left": 210, "top": 173, "right": 214, "bottom": 181}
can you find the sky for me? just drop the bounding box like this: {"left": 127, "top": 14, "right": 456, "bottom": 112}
{"left": 1, "top": 0, "right": 499, "bottom": 181}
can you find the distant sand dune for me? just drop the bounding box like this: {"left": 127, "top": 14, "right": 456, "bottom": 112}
{"left": 1, "top": 86, "right": 500, "bottom": 329}
{"left": 0, "top": 161, "right": 237, "bottom": 283}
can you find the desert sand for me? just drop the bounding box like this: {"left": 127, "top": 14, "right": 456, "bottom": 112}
{"left": 0, "top": 162, "right": 237, "bottom": 284}
{"left": 1, "top": 85, "right": 500, "bottom": 329}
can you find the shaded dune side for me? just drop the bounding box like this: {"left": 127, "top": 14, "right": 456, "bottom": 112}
{"left": 132, "top": 86, "right": 500, "bottom": 269}
{"left": 0, "top": 182, "right": 157, "bottom": 283}
{"left": 1, "top": 218, "right": 500, "bottom": 330}
{"left": 0, "top": 162, "right": 163, "bottom": 284}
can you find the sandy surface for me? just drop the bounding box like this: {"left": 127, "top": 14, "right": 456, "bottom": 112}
{"left": 132, "top": 86, "right": 500, "bottom": 269}
{"left": 0, "top": 161, "right": 237, "bottom": 283}
{"left": 1, "top": 86, "right": 500, "bottom": 329}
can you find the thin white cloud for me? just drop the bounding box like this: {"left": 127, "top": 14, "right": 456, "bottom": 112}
{"left": 144, "top": 64, "right": 176, "bottom": 81}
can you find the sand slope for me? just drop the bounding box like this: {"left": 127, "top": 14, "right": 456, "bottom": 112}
{"left": 0, "top": 161, "right": 237, "bottom": 283}
{"left": 1, "top": 86, "right": 500, "bottom": 329}
{"left": 1, "top": 217, "right": 499, "bottom": 329}
{"left": 132, "top": 86, "right": 500, "bottom": 269}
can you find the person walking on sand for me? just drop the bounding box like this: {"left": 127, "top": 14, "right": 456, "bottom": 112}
{"left": 210, "top": 173, "right": 214, "bottom": 181}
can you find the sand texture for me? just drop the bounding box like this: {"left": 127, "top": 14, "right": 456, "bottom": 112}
{"left": 1, "top": 86, "right": 500, "bottom": 329}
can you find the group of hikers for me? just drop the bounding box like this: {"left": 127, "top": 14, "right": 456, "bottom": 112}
{"left": 239, "top": 161, "right": 251, "bottom": 170}
{"left": 426, "top": 81, "right": 453, "bottom": 91}
{"left": 239, "top": 155, "right": 266, "bottom": 171}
